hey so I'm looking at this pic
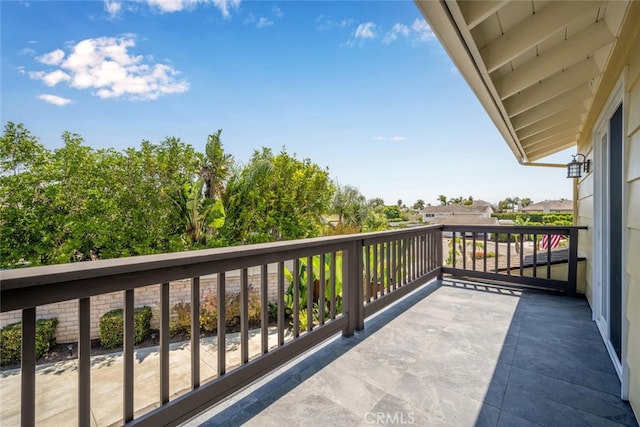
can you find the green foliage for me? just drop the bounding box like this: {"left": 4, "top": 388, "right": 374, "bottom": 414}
{"left": 169, "top": 302, "right": 193, "bottom": 337}
{"left": 223, "top": 148, "right": 334, "bottom": 243}
{"left": 98, "top": 307, "right": 152, "bottom": 349}
{"left": 0, "top": 122, "right": 205, "bottom": 267}
{"left": 383, "top": 205, "right": 408, "bottom": 221}
{"left": 0, "top": 318, "right": 59, "bottom": 366}
{"left": 197, "top": 287, "right": 263, "bottom": 333}
{"left": 285, "top": 255, "right": 343, "bottom": 329}
{"left": 171, "top": 179, "right": 226, "bottom": 246}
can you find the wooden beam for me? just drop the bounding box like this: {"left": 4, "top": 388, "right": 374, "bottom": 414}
{"left": 521, "top": 126, "right": 582, "bottom": 148}
{"left": 504, "top": 58, "right": 601, "bottom": 117}
{"left": 510, "top": 84, "right": 591, "bottom": 130}
{"left": 457, "top": 0, "right": 509, "bottom": 30}
{"left": 527, "top": 140, "right": 578, "bottom": 161}
{"left": 524, "top": 134, "right": 579, "bottom": 154}
{"left": 493, "top": 20, "right": 614, "bottom": 98}
{"left": 482, "top": 1, "right": 599, "bottom": 73}
{"left": 517, "top": 112, "right": 583, "bottom": 140}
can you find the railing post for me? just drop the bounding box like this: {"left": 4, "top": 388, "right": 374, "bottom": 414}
{"left": 567, "top": 227, "right": 579, "bottom": 295}
{"left": 343, "top": 239, "right": 364, "bottom": 337}
{"left": 436, "top": 227, "right": 444, "bottom": 280}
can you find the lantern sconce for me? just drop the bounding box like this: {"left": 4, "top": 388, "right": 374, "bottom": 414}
{"left": 566, "top": 154, "right": 590, "bottom": 178}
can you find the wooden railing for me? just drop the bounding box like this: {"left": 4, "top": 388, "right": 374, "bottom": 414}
{"left": 441, "top": 225, "right": 585, "bottom": 294}
{"left": 1, "top": 226, "right": 441, "bottom": 427}
{"left": 0, "top": 225, "right": 584, "bottom": 426}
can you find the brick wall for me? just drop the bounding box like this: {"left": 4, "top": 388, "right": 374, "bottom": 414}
{"left": 1, "top": 269, "right": 280, "bottom": 343}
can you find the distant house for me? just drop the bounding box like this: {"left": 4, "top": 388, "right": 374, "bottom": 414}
{"left": 429, "top": 216, "right": 499, "bottom": 238}
{"left": 520, "top": 199, "right": 573, "bottom": 214}
{"left": 419, "top": 202, "right": 494, "bottom": 224}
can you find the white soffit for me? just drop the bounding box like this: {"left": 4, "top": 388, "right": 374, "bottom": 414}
{"left": 415, "top": 0, "right": 631, "bottom": 163}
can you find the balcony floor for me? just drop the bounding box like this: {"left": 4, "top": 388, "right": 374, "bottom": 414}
{"left": 184, "top": 279, "right": 638, "bottom": 427}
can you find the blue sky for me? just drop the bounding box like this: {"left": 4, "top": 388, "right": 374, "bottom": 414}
{"left": 1, "top": 0, "right": 573, "bottom": 206}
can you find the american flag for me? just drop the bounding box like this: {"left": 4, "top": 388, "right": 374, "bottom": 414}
{"left": 540, "top": 234, "right": 562, "bottom": 250}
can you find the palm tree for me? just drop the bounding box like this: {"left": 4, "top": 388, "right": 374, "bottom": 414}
{"left": 200, "top": 129, "right": 234, "bottom": 200}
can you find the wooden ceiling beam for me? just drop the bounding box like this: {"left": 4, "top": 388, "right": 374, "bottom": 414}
{"left": 516, "top": 111, "right": 584, "bottom": 140}
{"left": 493, "top": 20, "right": 613, "bottom": 99}
{"left": 504, "top": 59, "right": 601, "bottom": 117}
{"left": 510, "top": 84, "right": 591, "bottom": 130}
{"left": 457, "top": 0, "right": 509, "bottom": 30}
{"left": 482, "top": 1, "right": 599, "bottom": 73}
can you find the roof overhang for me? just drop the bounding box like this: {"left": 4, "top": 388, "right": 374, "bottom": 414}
{"left": 415, "top": 0, "right": 632, "bottom": 164}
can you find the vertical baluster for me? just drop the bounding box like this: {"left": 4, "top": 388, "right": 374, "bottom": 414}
{"left": 385, "top": 242, "right": 391, "bottom": 294}
{"left": 365, "top": 245, "right": 371, "bottom": 303}
{"left": 506, "top": 234, "right": 512, "bottom": 275}
{"left": 241, "top": 268, "right": 249, "bottom": 363}
{"left": 79, "top": 297, "right": 91, "bottom": 427}
{"left": 547, "top": 235, "right": 553, "bottom": 279}
{"left": 452, "top": 232, "right": 457, "bottom": 268}
{"left": 495, "top": 234, "right": 499, "bottom": 273}
{"left": 217, "top": 273, "right": 226, "bottom": 375}
{"left": 519, "top": 233, "right": 524, "bottom": 277}
{"left": 472, "top": 233, "right": 477, "bottom": 271}
{"left": 261, "top": 265, "right": 269, "bottom": 354}
{"left": 330, "top": 252, "right": 337, "bottom": 319}
{"left": 21, "top": 307, "right": 36, "bottom": 427}
{"left": 123, "top": 290, "right": 134, "bottom": 422}
{"left": 307, "top": 256, "right": 313, "bottom": 332}
{"left": 160, "top": 282, "right": 170, "bottom": 404}
{"left": 277, "top": 263, "right": 285, "bottom": 345}
{"left": 319, "top": 254, "right": 326, "bottom": 325}
{"left": 483, "top": 234, "right": 488, "bottom": 272}
{"left": 372, "top": 244, "right": 378, "bottom": 300}
{"left": 532, "top": 236, "right": 538, "bottom": 278}
{"left": 191, "top": 278, "right": 200, "bottom": 389}
{"left": 293, "top": 258, "right": 300, "bottom": 337}
{"left": 462, "top": 233, "right": 467, "bottom": 270}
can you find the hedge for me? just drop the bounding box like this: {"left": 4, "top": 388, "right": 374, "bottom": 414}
{"left": 0, "top": 318, "right": 59, "bottom": 366}
{"left": 99, "top": 306, "right": 152, "bottom": 349}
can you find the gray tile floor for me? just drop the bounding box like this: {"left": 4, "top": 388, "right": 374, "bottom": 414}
{"left": 183, "top": 279, "right": 638, "bottom": 427}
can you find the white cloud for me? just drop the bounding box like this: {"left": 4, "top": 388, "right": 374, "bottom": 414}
{"left": 28, "top": 36, "right": 188, "bottom": 101}
{"left": 412, "top": 18, "right": 435, "bottom": 43}
{"left": 383, "top": 23, "right": 410, "bottom": 44}
{"left": 38, "top": 94, "right": 72, "bottom": 106}
{"left": 104, "top": 0, "right": 122, "bottom": 18}
{"left": 317, "top": 15, "right": 352, "bottom": 31}
{"left": 16, "top": 66, "right": 26, "bottom": 74}
{"left": 373, "top": 136, "right": 387, "bottom": 141}
{"left": 272, "top": 5, "right": 283, "bottom": 18}
{"left": 354, "top": 22, "right": 376, "bottom": 39}
{"left": 256, "top": 17, "right": 273, "bottom": 28}
{"left": 392, "top": 136, "right": 406, "bottom": 141}
{"left": 212, "top": 0, "right": 241, "bottom": 18}
{"left": 18, "top": 47, "right": 37, "bottom": 56}
{"left": 37, "top": 49, "right": 65, "bottom": 65}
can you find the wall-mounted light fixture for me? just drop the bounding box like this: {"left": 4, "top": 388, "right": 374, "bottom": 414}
{"left": 566, "top": 154, "right": 590, "bottom": 178}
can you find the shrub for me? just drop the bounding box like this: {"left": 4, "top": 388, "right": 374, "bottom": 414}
{"left": 0, "top": 318, "right": 59, "bottom": 366}
{"left": 169, "top": 302, "right": 192, "bottom": 337}
{"left": 99, "top": 306, "right": 152, "bottom": 349}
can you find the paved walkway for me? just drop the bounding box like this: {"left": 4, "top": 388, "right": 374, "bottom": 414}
{"left": 0, "top": 327, "right": 284, "bottom": 426}
{"left": 183, "top": 280, "right": 638, "bottom": 427}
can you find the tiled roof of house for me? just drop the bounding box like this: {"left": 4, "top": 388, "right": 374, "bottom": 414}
{"left": 520, "top": 200, "right": 573, "bottom": 213}
{"left": 419, "top": 204, "right": 492, "bottom": 215}
{"left": 429, "top": 216, "right": 499, "bottom": 225}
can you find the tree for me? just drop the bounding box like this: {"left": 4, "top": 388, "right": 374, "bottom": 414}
{"left": 200, "top": 129, "right": 233, "bottom": 200}
{"left": 171, "top": 179, "right": 225, "bottom": 246}
{"left": 332, "top": 185, "right": 368, "bottom": 229}
{"left": 222, "top": 148, "right": 334, "bottom": 243}
{"left": 437, "top": 195, "right": 448, "bottom": 206}
{"left": 368, "top": 197, "right": 385, "bottom": 208}
{"left": 396, "top": 199, "right": 403, "bottom": 207}
{"left": 521, "top": 197, "right": 532, "bottom": 207}
{"left": 412, "top": 199, "right": 425, "bottom": 210}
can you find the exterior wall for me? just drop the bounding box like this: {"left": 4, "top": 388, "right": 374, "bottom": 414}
{"left": 0, "top": 269, "right": 279, "bottom": 343}
{"left": 577, "top": 21, "right": 640, "bottom": 418}
{"left": 625, "top": 32, "right": 640, "bottom": 418}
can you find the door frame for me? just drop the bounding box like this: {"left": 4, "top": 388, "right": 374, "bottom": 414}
{"left": 592, "top": 74, "right": 629, "bottom": 399}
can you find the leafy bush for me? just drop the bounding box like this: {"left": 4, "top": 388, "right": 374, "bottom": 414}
{"left": 0, "top": 318, "right": 59, "bottom": 366}
{"left": 99, "top": 306, "right": 152, "bottom": 349}
{"left": 198, "top": 286, "right": 263, "bottom": 334}
{"left": 170, "top": 302, "right": 192, "bottom": 337}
